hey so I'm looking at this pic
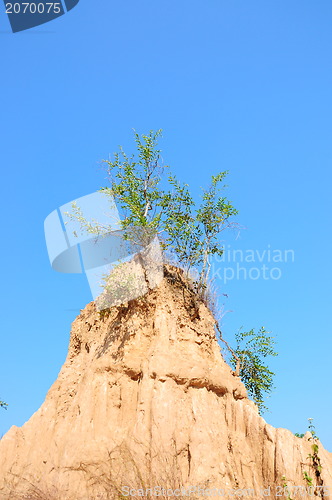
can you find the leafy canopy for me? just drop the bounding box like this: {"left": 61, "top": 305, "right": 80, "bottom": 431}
{"left": 99, "top": 129, "right": 238, "bottom": 294}
{"left": 230, "top": 327, "right": 278, "bottom": 414}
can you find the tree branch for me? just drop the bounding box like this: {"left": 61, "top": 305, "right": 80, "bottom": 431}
{"left": 215, "top": 322, "right": 241, "bottom": 376}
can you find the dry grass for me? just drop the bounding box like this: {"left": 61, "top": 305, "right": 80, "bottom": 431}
{"left": 2, "top": 474, "right": 62, "bottom": 500}
{"left": 65, "top": 441, "right": 202, "bottom": 500}
{"left": 1, "top": 441, "right": 202, "bottom": 500}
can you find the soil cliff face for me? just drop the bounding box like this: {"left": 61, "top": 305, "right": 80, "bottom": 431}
{"left": 0, "top": 270, "right": 331, "bottom": 499}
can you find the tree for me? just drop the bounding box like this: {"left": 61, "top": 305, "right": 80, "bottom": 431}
{"left": 104, "top": 131, "right": 238, "bottom": 292}
{"left": 67, "top": 129, "right": 238, "bottom": 297}
{"left": 229, "top": 327, "right": 277, "bottom": 414}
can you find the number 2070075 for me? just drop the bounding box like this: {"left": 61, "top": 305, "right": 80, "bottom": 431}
{"left": 5, "top": 3, "right": 62, "bottom": 14}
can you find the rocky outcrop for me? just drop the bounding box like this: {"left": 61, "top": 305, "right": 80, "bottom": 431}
{"left": 0, "top": 268, "right": 331, "bottom": 499}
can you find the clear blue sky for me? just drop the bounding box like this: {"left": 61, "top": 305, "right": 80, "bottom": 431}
{"left": 1, "top": 0, "right": 331, "bottom": 451}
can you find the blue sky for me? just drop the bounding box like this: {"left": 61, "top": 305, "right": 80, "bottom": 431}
{"left": 1, "top": 0, "right": 331, "bottom": 452}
